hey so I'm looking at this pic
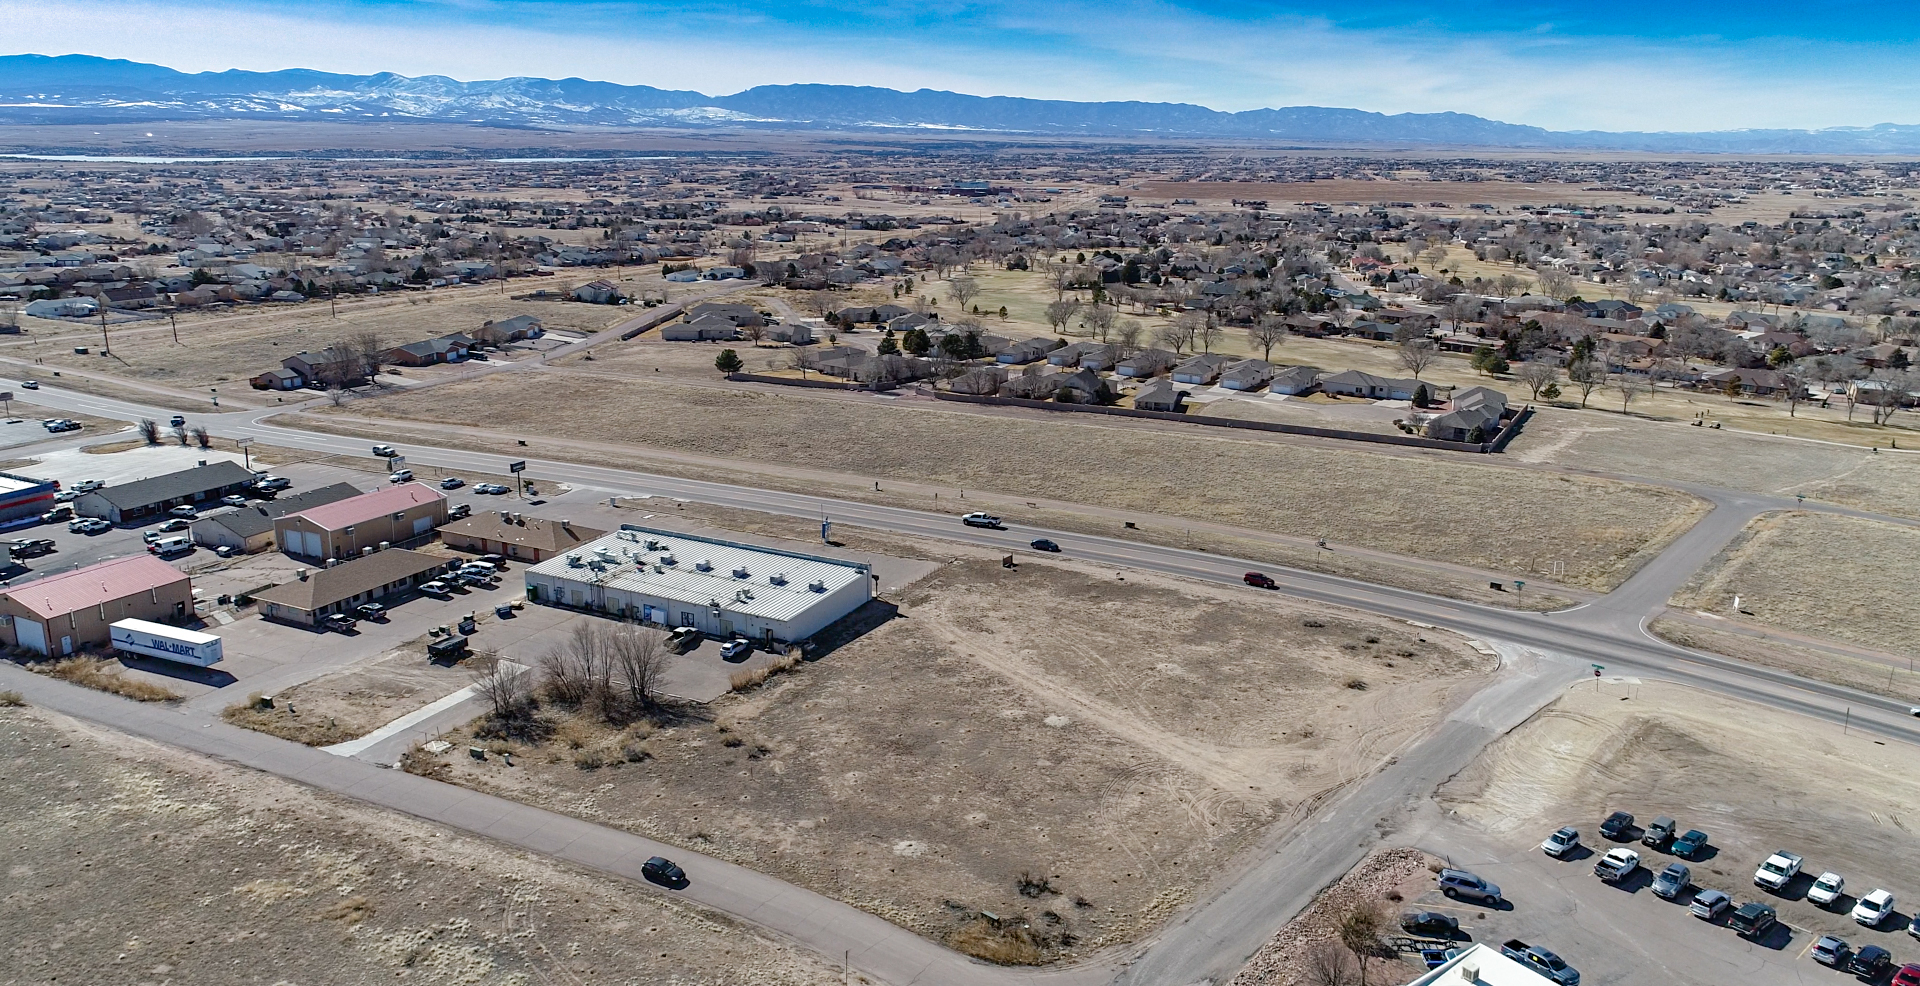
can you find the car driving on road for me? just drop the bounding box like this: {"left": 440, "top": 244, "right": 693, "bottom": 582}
{"left": 1029, "top": 538, "right": 1060, "bottom": 552}
{"left": 961, "top": 511, "right": 1002, "bottom": 528}
{"left": 1243, "top": 571, "right": 1277, "bottom": 589}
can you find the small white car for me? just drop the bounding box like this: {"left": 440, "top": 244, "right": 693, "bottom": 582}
{"left": 1808, "top": 872, "right": 1846, "bottom": 908}
{"left": 719, "top": 639, "right": 752, "bottom": 659}
{"left": 254, "top": 476, "right": 292, "bottom": 491}
{"left": 1541, "top": 826, "right": 1581, "bottom": 858}
{"left": 220, "top": 495, "right": 249, "bottom": 507}
{"left": 372, "top": 444, "right": 398, "bottom": 457}
{"left": 419, "top": 580, "right": 451, "bottom": 597}
{"left": 389, "top": 470, "right": 413, "bottom": 483}
{"left": 67, "top": 518, "right": 109, "bottom": 534}
{"left": 169, "top": 505, "right": 198, "bottom": 518}
{"left": 1854, "top": 889, "right": 1897, "bottom": 927}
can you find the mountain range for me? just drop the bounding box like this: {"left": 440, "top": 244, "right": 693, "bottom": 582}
{"left": 6, "top": 53, "right": 1920, "bottom": 154}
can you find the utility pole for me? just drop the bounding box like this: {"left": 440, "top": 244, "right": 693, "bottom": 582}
{"left": 99, "top": 305, "right": 110, "bottom": 355}
{"left": 169, "top": 312, "right": 179, "bottom": 344}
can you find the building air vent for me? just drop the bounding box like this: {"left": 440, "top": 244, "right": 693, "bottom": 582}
{"left": 659, "top": 553, "right": 676, "bottom": 566}
{"left": 808, "top": 580, "right": 827, "bottom": 593}
{"left": 732, "top": 565, "right": 750, "bottom": 579}
{"left": 565, "top": 553, "right": 582, "bottom": 567}
{"left": 694, "top": 558, "right": 713, "bottom": 572}
{"left": 768, "top": 572, "right": 787, "bottom": 586}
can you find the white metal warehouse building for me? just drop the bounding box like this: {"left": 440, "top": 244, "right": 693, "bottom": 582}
{"left": 523, "top": 526, "right": 873, "bottom": 645}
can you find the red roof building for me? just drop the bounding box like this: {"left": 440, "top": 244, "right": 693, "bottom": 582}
{"left": 0, "top": 554, "right": 193, "bottom": 655}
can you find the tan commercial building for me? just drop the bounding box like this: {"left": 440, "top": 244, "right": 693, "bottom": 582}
{"left": 275, "top": 482, "right": 446, "bottom": 561}
{"left": 254, "top": 548, "right": 451, "bottom": 626}
{"left": 0, "top": 554, "right": 193, "bottom": 656}
{"left": 438, "top": 510, "right": 603, "bottom": 563}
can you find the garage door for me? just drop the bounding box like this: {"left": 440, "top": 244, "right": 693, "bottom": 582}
{"left": 14, "top": 617, "right": 45, "bottom": 654}
{"left": 302, "top": 531, "right": 322, "bottom": 557}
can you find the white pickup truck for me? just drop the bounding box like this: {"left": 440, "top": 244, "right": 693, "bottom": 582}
{"left": 1754, "top": 850, "right": 1805, "bottom": 892}
{"left": 960, "top": 511, "right": 1002, "bottom": 529}
{"left": 1594, "top": 847, "right": 1641, "bottom": 883}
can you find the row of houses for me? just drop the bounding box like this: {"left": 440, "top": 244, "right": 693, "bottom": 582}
{"left": 250, "top": 315, "right": 545, "bottom": 390}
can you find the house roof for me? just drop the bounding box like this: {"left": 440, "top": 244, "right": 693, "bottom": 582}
{"left": 253, "top": 548, "right": 448, "bottom": 613}
{"left": 83, "top": 461, "right": 256, "bottom": 511}
{"left": 2, "top": 554, "right": 190, "bottom": 621}
{"left": 193, "top": 482, "right": 361, "bottom": 540}
{"left": 284, "top": 482, "right": 444, "bottom": 533}
{"left": 440, "top": 512, "right": 604, "bottom": 553}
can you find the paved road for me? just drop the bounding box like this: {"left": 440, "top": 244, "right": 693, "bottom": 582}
{"left": 10, "top": 379, "right": 1920, "bottom": 985}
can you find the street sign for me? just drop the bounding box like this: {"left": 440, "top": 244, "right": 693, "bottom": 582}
{"left": 0, "top": 391, "right": 14, "bottom": 403}
{"left": 236, "top": 437, "right": 253, "bottom": 447}
{"left": 508, "top": 460, "right": 527, "bottom": 474}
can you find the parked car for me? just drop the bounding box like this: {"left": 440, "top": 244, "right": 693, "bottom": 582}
{"left": 440, "top": 477, "right": 465, "bottom": 489}
{"left": 1641, "top": 816, "right": 1677, "bottom": 849}
{"left": 960, "top": 511, "right": 1002, "bottom": 528}
{"left": 67, "top": 518, "right": 109, "bottom": 534}
{"left": 1243, "top": 571, "right": 1277, "bottom": 589}
{"left": 1894, "top": 963, "right": 1920, "bottom": 986}
{"left": 1910, "top": 913, "right": 1920, "bottom": 939}
{"left": 354, "top": 603, "right": 387, "bottom": 621}
{"left": 53, "top": 490, "right": 77, "bottom": 502}
{"left": 478, "top": 553, "right": 507, "bottom": 568}
{"left": 168, "top": 505, "right": 197, "bottom": 518}
{"left": 419, "top": 580, "right": 451, "bottom": 597}
{"left": 1730, "top": 901, "right": 1778, "bottom": 939}
{"left": 74, "top": 480, "right": 104, "bottom": 493}
{"left": 1594, "top": 847, "right": 1640, "bottom": 883}
{"left": 389, "top": 470, "right": 413, "bottom": 483}
{"left": 1652, "top": 863, "right": 1691, "bottom": 900}
{"left": 1437, "top": 869, "right": 1502, "bottom": 904}
{"left": 1850, "top": 946, "right": 1893, "bottom": 978}
{"left": 20, "top": 379, "right": 37, "bottom": 389}
{"left": 1029, "top": 538, "right": 1060, "bottom": 552}
{"left": 1854, "top": 889, "right": 1897, "bottom": 927}
{"left": 1753, "top": 850, "right": 1803, "bottom": 891}
{"left": 641, "top": 856, "right": 686, "bottom": 887}
{"left": 1672, "top": 829, "right": 1710, "bottom": 859}
{"left": 1810, "top": 935, "right": 1850, "bottom": 969}
{"left": 156, "top": 518, "right": 191, "bottom": 533}
{"left": 1541, "top": 826, "right": 1581, "bottom": 858}
{"left": 220, "top": 495, "right": 249, "bottom": 507}
{"left": 460, "top": 560, "right": 497, "bottom": 574}
{"left": 372, "top": 444, "right": 398, "bottom": 457}
{"left": 254, "top": 476, "right": 292, "bottom": 491}
{"left": 1808, "top": 872, "right": 1846, "bottom": 908}
{"left": 9, "top": 538, "right": 54, "bottom": 557}
{"left": 667, "top": 626, "right": 702, "bottom": 652}
{"left": 719, "top": 639, "right": 752, "bottom": 660}
{"left": 1690, "top": 888, "right": 1731, "bottom": 920}
{"left": 41, "top": 504, "right": 73, "bottom": 522}
{"left": 455, "top": 571, "right": 492, "bottom": 589}
{"left": 1599, "top": 811, "right": 1635, "bottom": 840}
{"left": 1400, "top": 911, "right": 1458, "bottom": 937}
{"left": 322, "top": 613, "right": 358, "bottom": 633}
{"left": 447, "top": 503, "right": 472, "bottom": 519}
{"left": 1499, "top": 941, "right": 1579, "bottom": 985}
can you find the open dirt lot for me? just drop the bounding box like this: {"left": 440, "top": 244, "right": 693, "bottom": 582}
{"left": 415, "top": 551, "right": 1496, "bottom": 964}
{"left": 323, "top": 375, "right": 1705, "bottom": 591}
{"left": 1441, "top": 679, "right": 1920, "bottom": 947}
{"left": 223, "top": 646, "right": 474, "bottom": 745}
{"left": 0, "top": 705, "right": 841, "bottom": 986}
{"left": 1668, "top": 511, "right": 1920, "bottom": 657}
{"left": 1229, "top": 848, "right": 1438, "bottom": 986}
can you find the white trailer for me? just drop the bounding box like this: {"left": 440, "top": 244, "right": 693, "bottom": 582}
{"left": 109, "top": 618, "right": 223, "bottom": 667}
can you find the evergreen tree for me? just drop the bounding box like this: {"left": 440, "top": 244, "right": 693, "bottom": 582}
{"left": 714, "top": 349, "right": 744, "bottom": 375}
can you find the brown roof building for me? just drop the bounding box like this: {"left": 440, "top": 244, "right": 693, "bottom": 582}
{"left": 254, "top": 548, "right": 450, "bottom": 626}
{"left": 438, "top": 511, "right": 604, "bottom": 563}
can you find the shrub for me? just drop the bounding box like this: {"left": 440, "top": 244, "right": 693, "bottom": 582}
{"left": 573, "top": 747, "right": 607, "bottom": 769}
{"left": 0, "top": 689, "right": 23, "bottom": 707}
{"left": 951, "top": 919, "right": 1045, "bottom": 966}
{"left": 41, "top": 658, "right": 180, "bottom": 702}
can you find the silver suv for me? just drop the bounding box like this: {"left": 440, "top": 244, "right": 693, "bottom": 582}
{"left": 1438, "top": 868, "right": 1503, "bottom": 904}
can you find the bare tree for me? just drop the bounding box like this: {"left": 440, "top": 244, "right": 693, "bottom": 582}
{"left": 742, "top": 323, "right": 767, "bottom": 347}
{"left": 348, "top": 330, "right": 387, "bottom": 381}
{"left": 803, "top": 290, "right": 836, "bottom": 318}
{"left": 1515, "top": 361, "right": 1559, "bottom": 401}
{"left": 1044, "top": 299, "right": 1082, "bottom": 335}
{"left": 1115, "top": 319, "right": 1143, "bottom": 356}
{"left": 1247, "top": 316, "right": 1288, "bottom": 361}
{"left": 1197, "top": 316, "right": 1223, "bottom": 355}
{"left": 1612, "top": 374, "right": 1646, "bottom": 413}
{"left": 1156, "top": 322, "right": 1191, "bottom": 355}
{"left": 1568, "top": 356, "right": 1607, "bottom": 408}
{"left": 189, "top": 425, "right": 211, "bottom": 449}
{"left": 1536, "top": 267, "right": 1574, "bottom": 299}
{"left": 472, "top": 652, "right": 533, "bottom": 718}
{"left": 171, "top": 424, "right": 188, "bottom": 446}
{"left": 1049, "top": 263, "right": 1078, "bottom": 300}
{"left": 1397, "top": 338, "right": 1439, "bottom": 380}
{"left": 326, "top": 387, "right": 349, "bottom": 407}
{"left": 947, "top": 275, "right": 981, "bottom": 312}
{"left": 1079, "top": 302, "right": 1116, "bottom": 341}
{"left": 1867, "top": 368, "right": 1913, "bottom": 425}
{"left": 1305, "top": 944, "right": 1357, "bottom": 986}
{"left": 608, "top": 627, "right": 668, "bottom": 713}
{"left": 138, "top": 418, "right": 160, "bottom": 445}
{"left": 1337, "top": 902, "right": 1384, "bottom": 986}
{"left": 1778, "top": 365, "right": 1809, "bottom": 418}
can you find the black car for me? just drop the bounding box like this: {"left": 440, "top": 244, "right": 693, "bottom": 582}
{"left": 641, "top": 856, "right": 687, "bottom": 887}
{"left": 1599, "top": 810, "right": 1635, "bottom": 840}
{"left": 1400, "top": 911, "right": 1459, "bottom": 937}
{"left": 1851, "top": 945, "right": 1892, "bottom": 978}
{"left": 354, "top": 602, "right": 388, "bottom": 621}
{"left": 1029, "top": 539, "right": 1061, "bottom": 552}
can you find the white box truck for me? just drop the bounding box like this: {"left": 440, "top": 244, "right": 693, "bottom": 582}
{"left": 109, "top": 619, "right": 223, "bottom": 667}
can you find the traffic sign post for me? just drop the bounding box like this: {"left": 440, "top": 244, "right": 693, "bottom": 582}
{"left": 1592, "top": 663, "right": 1605, "bottom": 690}
{"left": 237, "top": 436, "right": 253, "bottom": 471}
{"left": 509, "top": 460, "right": 526, "bottom": 499}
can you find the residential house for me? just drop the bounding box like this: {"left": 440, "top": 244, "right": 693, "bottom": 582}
{"left": 1114, "top": 348, "right": 1177, "bottom": 378}
{"left": 386, "top": 334, "right": 471, "bottom": 367}
{"left": 250, "top": 367, "right": 305, "bottom": 390}
{"left": 474, "top": 314, "right": 543, "bottom": 346}
{"left": 1266, "top": 365, "right": 1323, "bottom": 396}
{"left": 1319, "top": 370, "right": 1428, "bottom": 401}
{"left": 1048, "top": 341, "right": 1114, "bottom": 368}
{"left": 1132, "top": 377, "right": 1188, "bottom": 412}
{"left": 685, "top": 303, "right": 764, "bottom": 328}
{"left": 949, "top": 365, "right": 1008, "bottom": 395}
{"left": 1218, "top": 359, "right": 1275, "bottom": 391}
{"left": 569, "top": 279, "right": 622, "bottom": 303}
{"left": 282, "top": 350, "right": 363, "bottom": 388}
{"left": 1171, "top": 353, "right": 1232, "bottom": 385}
{"left": 660, "top": 315, "right": 739, "bottom": 342}
{"left": 996, "top": 337, "right": 1063, "bottom": 365}
{"left": 1424, "top": 387, "right": 1509, "bottom": 443}
{"left": 766, "top": 322, "right": 814, "bottom": 345}
{"left": 1701, "top": 368, "right": 1788, "bottom": 396}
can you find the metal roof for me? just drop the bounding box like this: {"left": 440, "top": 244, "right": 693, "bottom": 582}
{"left": 84, "top": 461, "right": 255, "bottom": 510}
{"left": 194, "top": 482, "right": 361, "bottom": 539}
{"left": 527, "top": 527, "right": 868, "bottom": 623}
{"left": 287, "top": 482, "right": 443, "bottom": 532}
{"left": 2, "top": 554, "right": 190, "bottom": 621}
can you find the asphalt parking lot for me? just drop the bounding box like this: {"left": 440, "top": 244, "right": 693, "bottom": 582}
{"left": 1415, "top": 819, "right": 1920, "bottom": 985}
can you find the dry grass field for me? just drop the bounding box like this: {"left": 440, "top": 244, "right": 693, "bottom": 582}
{"left": 417, "top": 551, "right": 1495, "bottom": 964}
{"left": 1667, "top": 511, "right": 1920, "bottom": 656}
{"left": 1441, "top": 680, "right": 1920, "bottom": 942}
{"left": 0, "top": 705, "right": 842, "bottom": 986}
{"left": 1652, "top": 619, "right": 1920, "bottom": 705}
{"left": 1803, "top": 452, "right": 1920, "bottom": 519}
{"left": 323, "top": 374, "right": 1704, "bottom": 590}
{"left": 223, "top": 648, "right": 475, "bottom": 745}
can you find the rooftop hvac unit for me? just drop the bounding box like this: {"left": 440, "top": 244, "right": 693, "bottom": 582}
{"left": 565, "top": 553, "right": 582, "bottom": 567}
{"left": 378, "top": 541, "right": 389, "bottom": 550}
{"left": 808, "top": 580, "right": 827, "bottom": 593}
{"left": 768, "top": 572, "right": 787, "bottom": 586}
{"left": 735, "top": 588, "right": 754, "bottom": 602}
{"left": 643, "top": 538, "right": 659, "bottom": 550}
{"left": 327, "top": 558, "right": 340, "bottom": 568}
{"left": 362, "top": 547, "right": 373, "bottom": 556}
{"left": 732, "top": 565, "right": 750, "bottom": 579}
{"left": 659, "top": 553, "right": 676, "bottom": 566}
{"left": 694, "top": 559, "right": 713, "bottom": 572}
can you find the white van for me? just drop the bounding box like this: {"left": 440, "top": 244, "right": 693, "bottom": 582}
{"left": 147, "top": 535, "right": 192, "bottom": 557}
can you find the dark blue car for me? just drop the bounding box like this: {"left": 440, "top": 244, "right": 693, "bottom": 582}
{"left": 1672, "top": 829, "right": 1710, "bottom": 858}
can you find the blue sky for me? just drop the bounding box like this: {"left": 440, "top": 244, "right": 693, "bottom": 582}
{"left": 6, "top": 0, "right": 1920, "bottom": 131}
